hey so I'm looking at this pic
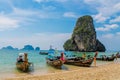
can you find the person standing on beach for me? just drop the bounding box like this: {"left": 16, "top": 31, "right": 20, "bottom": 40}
{"left": 115, "top": 52, "right": 119, "bottom": 60}
{"left": 82, "top": 53, "right": 86, "bottom": 60}
{"left": 94, "top": 51, "right": 98, "bottom": 67}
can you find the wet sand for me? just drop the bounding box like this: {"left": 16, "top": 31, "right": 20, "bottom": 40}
{"left": 6, "top": 60, "right": 120, "bottom": 80}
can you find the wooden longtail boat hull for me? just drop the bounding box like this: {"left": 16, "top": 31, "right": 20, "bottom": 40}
{"left": 116, "top": 54, "right": 120, "bottom": 58}
{"left": 64, "top": 52, "right": 98, "bottom": 67}
{"left": 117, "top": 55, "right": 120, "bottom": 58}
{"left": 64, "top": 58, "right": 93, "bottom": 67}
{"left": 96, "top": 57, "right": 115, "bottom": 61}
{"left": 46, "top": 58, "right": 63, "bottom": 68}
{"left": 16, "top": 53, "right": 34, "bottom": 72}
{"left": 16, "top": 62, "right": 33, "bottom": 72}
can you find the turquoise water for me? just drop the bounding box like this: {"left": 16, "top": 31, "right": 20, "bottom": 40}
{"left": 64, "top": 51, "right": 117, "bottom": 58}
{"left": 0, "top": 50, "right": 118, "bottom": 79}
{"left": 0, "top": 50, "right": 47, "bottom": 78}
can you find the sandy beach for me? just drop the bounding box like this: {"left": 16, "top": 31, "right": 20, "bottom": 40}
{"left": 5, "top": 60, "right": 120, "bottom": 80}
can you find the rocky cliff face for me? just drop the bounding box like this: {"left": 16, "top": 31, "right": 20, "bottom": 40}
{"left": 63, "top": 15, "right": 106, "bottom": 52}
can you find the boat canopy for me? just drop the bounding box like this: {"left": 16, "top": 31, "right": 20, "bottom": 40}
{"left": 48, "top": 49, "right": 55, "bottom": 55}
{"left": 18, "top": 53, "right": 25, "bottom": 60}
{"left": 19, "top": 53, "right": 24, "bottom": 56}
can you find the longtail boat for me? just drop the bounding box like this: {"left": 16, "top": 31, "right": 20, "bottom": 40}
{"left": 96, "top": 54, "right": 115, "bottom": 61}
{"left": 64, "top": 52, "right": 98, "bottom": 67}
{"left": 46, "top": 52, "right": 65, "bottom": 69}
{"left": 16, "top": 53, "right": 33, "bottom": 72}
{"left": 39, "top": 52, "right": 48, "bottom": 55}
{"left": 46, "top": 58, "right": 63, "bottom": 68}
{"left": 116, "top": 52, "right": 120, "bottom": 58}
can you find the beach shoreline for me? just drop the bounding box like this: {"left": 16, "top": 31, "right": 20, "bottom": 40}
{"left": 6, "top": 61, "right": 120, "bottom": 80}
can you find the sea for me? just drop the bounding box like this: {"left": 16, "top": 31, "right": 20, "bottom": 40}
{"left": 0, "top": 50, "right": 119, "bottom": 79}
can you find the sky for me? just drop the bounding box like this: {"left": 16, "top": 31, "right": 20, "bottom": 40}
{"left": 0, "top": 0, "right": 120, "bottom": 51}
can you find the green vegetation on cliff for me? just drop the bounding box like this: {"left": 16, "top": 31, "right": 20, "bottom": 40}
{"left": 63, "top": 39, "right": 77, "bottom": 51}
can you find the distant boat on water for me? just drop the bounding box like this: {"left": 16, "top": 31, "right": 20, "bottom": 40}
{"left": 39, "top": 51, "right": 48, "bottom": 55}
{"left": 96, "top": 54, "right": 115, "bottom": 61}
{"left": 39, "top": 45, "right": 56, "bottom": 55}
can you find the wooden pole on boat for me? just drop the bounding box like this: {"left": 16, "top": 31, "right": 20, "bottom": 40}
{"left": 94, "top": 51, "right": 98, "bottom": 67}
{"left": 24, "top": 53, "right": 28, "bottom": 71}
{"left": 24, "top": 53, "right": 28, "bottom": 63}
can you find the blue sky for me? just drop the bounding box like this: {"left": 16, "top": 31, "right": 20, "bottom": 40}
{"left": 0, "top": 0, "right": 120, "bottom": 51}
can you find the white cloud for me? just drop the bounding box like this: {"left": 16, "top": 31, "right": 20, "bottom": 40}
{"left": 93, "top": 13, "right": 107, "bottom": 23}
{"left": 0, "top": 3, "right": 67, "bottom": 31}
{"left": 0, "top": 14, "right": 19, "bottom": 31}
{"left": 0, "top": 7, "right": 41, "bottom": 31}
{"left": 105, "top": 24, "right": 119, "bottom": 29}
{"left": 96, "top": 27, "right": 106, "bottom": 31}
{"left": 0, "top": 6, "right": 61, "bottom": 31}
{"left": 12, "top": 8, "right": 38, "bottom": 17}
{"left": 41, "top": 5, "right": 56, "bottom": 11}
{"left": 96, "top": 24, "right": 119, "bottom": 31}
{"left": 114, "top": 2, "right": 120, "bottom": 11}
{"left": 84, "top": 0, "right": 120, "bottom": 23}
{"left": 13, "top": 7, "right": 52, "bottom": 19}
{"left": 110, "top": 16, "right": 120, "bottom": 23}
{"left": 63, "top": 12, "right": 77, "bottom": 18}
{"left": 101, "top": 33, "right": 114, "bottom": 38}
{"left": 34, "top": 0, "right": 68, "bottom": 3}
{"left": 116, "top": 32, "right": 120, "bottom": 35}
{"left": 0, "top": 33, "right": 71, "bottom": 50}
{"left": 98, "top": 32, "right": 120, "bottom": 51}
{"left": 55, "top": 0, "right": 68, "bottom": 2}
{"left": 11, "top": 7, "right": 62, "bottom": 19}
{"left": 34, "top": 0, "right": 43, "bottom": 3}
{"left": 34, "top": 32, "right": 71, "bottom": 49}
{"left": 84, "top": 0, "right": 98, "bottom": 4}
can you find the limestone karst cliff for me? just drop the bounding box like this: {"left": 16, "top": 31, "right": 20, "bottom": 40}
{"left": 63, "top": 15, "right": 106, "bottom": 52}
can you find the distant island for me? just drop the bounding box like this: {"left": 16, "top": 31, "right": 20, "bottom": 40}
{"left": 1, "top": 46, "right": 19, "bottom": 50}
{"left": 63, "top": 15, "right": 106, "bottom": 52}
{"left": 0, "top": 45, "right": 40, "bottom": 51}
